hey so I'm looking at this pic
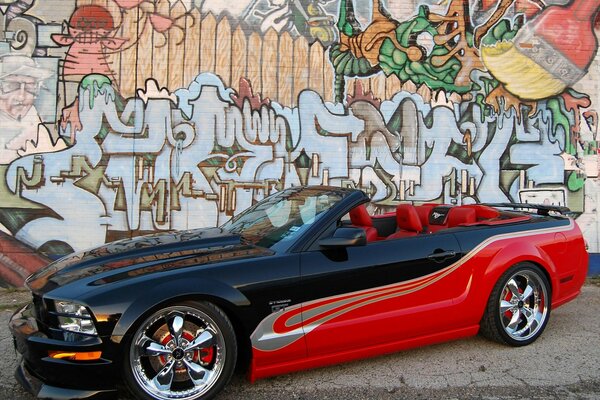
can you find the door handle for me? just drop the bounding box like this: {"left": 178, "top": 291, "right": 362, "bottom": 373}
{"left": 427, "top": 250, "right": 456, "bottom": 262}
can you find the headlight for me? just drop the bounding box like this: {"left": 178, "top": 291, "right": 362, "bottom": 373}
{"left": 54, "top": 300, "right": 97, "bottom": 336}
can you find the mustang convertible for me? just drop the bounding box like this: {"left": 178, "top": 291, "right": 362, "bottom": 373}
{"left": 10, "top": 186, "right": 588, "bottom": 400}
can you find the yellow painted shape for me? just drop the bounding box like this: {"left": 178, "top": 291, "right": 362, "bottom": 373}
{"left": 481, "top": 41, "right": 567, "bottom": 100}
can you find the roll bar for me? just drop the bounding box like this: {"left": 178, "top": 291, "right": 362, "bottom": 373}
{"left": 483, "top": 203, "right": 571, "bottom": 216}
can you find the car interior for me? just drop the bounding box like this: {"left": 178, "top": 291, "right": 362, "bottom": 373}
{"left": 346, "top": 203, "right": 531, "bottom": 242}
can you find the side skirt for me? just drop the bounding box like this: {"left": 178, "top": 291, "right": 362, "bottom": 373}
{"left": 249, "top": 324, "right": 480, "bottom": 382}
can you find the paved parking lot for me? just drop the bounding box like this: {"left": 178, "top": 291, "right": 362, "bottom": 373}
{"left": 1, "top": 285, "right": 599, "bottom": 400}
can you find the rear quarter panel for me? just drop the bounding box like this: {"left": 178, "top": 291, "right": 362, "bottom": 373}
{"left": 451, "top": 217, "right": 587, "bottom": 328}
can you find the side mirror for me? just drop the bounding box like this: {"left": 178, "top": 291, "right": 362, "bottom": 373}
{"left": 319, "top": 227, "right": 367, "bottom": 248}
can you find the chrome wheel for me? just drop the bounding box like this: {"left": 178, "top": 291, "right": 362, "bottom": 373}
{"left": 128, "top": 303, "right": 233, "bottom": 400}
{"left": 480, "top": 263, "right": 551, "bottom": 346}
{"left": 498, "top": 269, "right": 548, "bottom": 342}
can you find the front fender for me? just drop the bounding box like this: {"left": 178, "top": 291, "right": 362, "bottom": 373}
{"left": 109, "top": 278, "right": 250, "bottom": 341}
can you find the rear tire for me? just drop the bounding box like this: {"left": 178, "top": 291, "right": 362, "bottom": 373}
{"left": 480, "top": 263, "right": 551, "bottom": 346}
{"left": 123, "top": 301, "right": 237, "bottom": 400}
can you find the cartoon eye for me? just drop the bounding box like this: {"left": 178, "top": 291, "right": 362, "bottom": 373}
{"left": 416, "top": 32, "right": 435, "bottom": 56}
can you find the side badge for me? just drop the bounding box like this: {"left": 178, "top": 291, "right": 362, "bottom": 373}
{"left": 269, "top": 299, "right": 291, "bottom": 313}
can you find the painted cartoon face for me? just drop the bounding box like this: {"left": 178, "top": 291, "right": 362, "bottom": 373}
{"left": 379, "top": 9, "right": 465, "bottom": 93}
{"left": 68, "top": 5, "right": 115, "bottom": 43}
{"left": 52, "top": 5, "right": 125, "bottom": 51}
{"left": 0, "top": 74, "right": 39, "bottom": 120}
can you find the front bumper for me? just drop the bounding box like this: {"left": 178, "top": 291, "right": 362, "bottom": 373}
{"left": 14, "top": 360, "right": 117, "bottom": 400}
{"left": 9, "top": 303, "right": 119, "bottom": 399}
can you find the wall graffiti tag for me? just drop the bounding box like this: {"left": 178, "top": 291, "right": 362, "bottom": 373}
{"left": 0, "top": 0, "right": 599, "bottom": 286}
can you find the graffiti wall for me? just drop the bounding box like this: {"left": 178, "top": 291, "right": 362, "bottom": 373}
{"left": 0, "top": 0, "right": 599, "bottom": 286}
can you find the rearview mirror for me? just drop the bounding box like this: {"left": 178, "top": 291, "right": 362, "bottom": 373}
{"left": 319, "top": 227, "right": 367, "bottom": 248}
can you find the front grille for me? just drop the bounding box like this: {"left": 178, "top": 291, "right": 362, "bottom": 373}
{"left": 31, "top": 294, "right": 57, "bottom": 337}
{"left": 31, "top": 293, "right": 46, "bottom": 323}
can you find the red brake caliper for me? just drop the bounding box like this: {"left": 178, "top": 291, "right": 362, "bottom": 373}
{"left": 158, "top": 332, "right": 215, "bottom": 367}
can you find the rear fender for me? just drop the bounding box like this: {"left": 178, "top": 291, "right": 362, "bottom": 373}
{"left": 470, "top": 241, "right": 556, "bottom": 319}
{"left": 110, "top": 278, "right": 249, "bottom": 341}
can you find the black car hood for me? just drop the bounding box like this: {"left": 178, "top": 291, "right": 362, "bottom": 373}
{"left": 26, "top": 228, "right": 270, "bottom": 294}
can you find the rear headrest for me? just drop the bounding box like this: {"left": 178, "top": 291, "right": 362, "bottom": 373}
{"left": 396, "top": 204, "right": 423, "bottom": 233}
{"left": 349, "top": 204, "right": 373, "bottom": 227}
{"left": 415, "top": 204, "right": 436, "bottom": 227}
{"left": 429, "top": 206, "right": 451, "bottom": 225}
{"left": 447, "top": 207, "right": 477, "bottom": 227}
{"left": 462, "top": 204, "right": 500, "bottom": 220}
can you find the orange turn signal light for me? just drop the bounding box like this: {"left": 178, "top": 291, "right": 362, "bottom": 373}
{"left": 49, "top": 351, "right": 102, "bottom": 361}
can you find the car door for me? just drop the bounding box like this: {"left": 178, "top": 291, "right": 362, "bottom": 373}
{"left": 299, "top": 231, "right": 469, "bottom": 357}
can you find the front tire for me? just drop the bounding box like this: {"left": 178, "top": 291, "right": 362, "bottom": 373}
{"left": 123, "top": 301, "right": 237, "bottom": 400}
{"left": 480, "top": 263, "right": 551, "bottom": 346}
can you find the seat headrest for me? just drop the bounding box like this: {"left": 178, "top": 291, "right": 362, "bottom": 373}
{"left": 415, "top": 204, "right": 436, "bottom": 227}
{"left": 462, "top": 204, "right": 500, "bottom": 220}
{"left": 429, "top": 206, "right": 451, "bottom": 225}
{"left": 396, "top": 204, "right": 423, "bottom": 233}
{"left": 349, "top": 204, "right": 373, "bottom": 227}
{"left": 447, "top": 207, "right": 477, "bottom": 227}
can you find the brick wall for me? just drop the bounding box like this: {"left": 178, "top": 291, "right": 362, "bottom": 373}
{"left": 0, "top": 0, "right": 598, "bottom": 284}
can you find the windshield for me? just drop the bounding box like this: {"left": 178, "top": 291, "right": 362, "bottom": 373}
{"left": 222, "top": 187, "right": 346, "bottom": 250}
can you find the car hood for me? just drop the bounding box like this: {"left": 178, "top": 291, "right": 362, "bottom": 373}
{"left": 26, "top": 228, "right": 270, "bottom": 294}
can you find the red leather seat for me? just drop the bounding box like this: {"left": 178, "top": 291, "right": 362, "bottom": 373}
{"left": 415, "top": 203, "right": 436, "bottom": 230}
{"left": 349, "top": 205, "right": 379, "bottom": 242}
{"left": 387, "top": 204, "right": 423, "bottom": 239}
{"left": 461, "top": 204, "right": 500, "bottom": 220}
{"left": 447, "top": 207, "right": 477, "bottom": 227}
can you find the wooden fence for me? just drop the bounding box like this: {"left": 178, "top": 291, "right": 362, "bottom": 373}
{"left": 76, "top": 0, "right": 419, "bottom": 105}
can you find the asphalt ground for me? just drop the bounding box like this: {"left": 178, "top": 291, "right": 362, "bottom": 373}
{"left": 0, "top": 284, "right": 598, "bottom": 400}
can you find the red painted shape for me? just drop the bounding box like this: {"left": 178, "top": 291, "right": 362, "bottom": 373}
{"left": 346, "top": 80, "right": 381, "bottom": 109}
{"left": 531, "top": 0, "right": 600, "bottom": 69}
{"left": 0, "top": 232, "right": 50, "bottom": 286}
{"left": 481, "top": 0, "right": 543, "bottom": 19}
{"left": 51, "top": 5, "right": 127, "bottom": 77}
{"left": 561, "top": 91, "right": 592, "bottom": 138}
{"left": 113, "top": 0, "right": 146, "bottom": 10}
{"left": 230, "top": 78, "right": 271, "bottom": 111}
{"left": 149, "top": 14, "right": 174, "bottom": 33}
{"left": 60, "top": 98, "right": 82, "bottom": 136}
{"left": 69, "top": 5, "right": 115, "bottom": 31}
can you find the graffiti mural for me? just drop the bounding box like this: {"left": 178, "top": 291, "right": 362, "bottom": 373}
{"left": 0, "top": 0, "right": 599, "bottom": 286}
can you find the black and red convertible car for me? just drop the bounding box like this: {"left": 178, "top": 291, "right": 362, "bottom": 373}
{"left": 10, "top": 186, "right": 588, "bottom": 400}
